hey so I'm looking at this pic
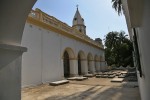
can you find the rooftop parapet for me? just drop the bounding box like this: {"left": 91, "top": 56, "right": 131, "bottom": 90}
{"left": 28, "top": 8, "right": 104, "bottom": 49}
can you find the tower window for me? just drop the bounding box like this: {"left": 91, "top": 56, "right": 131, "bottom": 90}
{"left": 74, "top": 18, "right": 77, "bottom": 20}
{"left": 79, "top": 29, "right": 82, "bottom": 32}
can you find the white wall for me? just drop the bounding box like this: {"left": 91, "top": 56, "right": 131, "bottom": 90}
{"left": 21, "top": 23, "right": 105, "bottom": 87}
{"left": 135, "top": 0, "right": 150, "bottom": 99}
{"left": 22, "top": 24, "right": 42, "bottom": 87}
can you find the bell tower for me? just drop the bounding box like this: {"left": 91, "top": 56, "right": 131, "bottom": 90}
{"left": 72, "top": 5, "right": 86, "bottom": 34}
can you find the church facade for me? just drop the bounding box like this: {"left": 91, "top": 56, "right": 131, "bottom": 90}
{"left": 21, "top": 8, "right": 106, "bottom": 87}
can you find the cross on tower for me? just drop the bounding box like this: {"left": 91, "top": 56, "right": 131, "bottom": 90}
{"left": 76, "top": 5, "right": 79, "bottom": 9}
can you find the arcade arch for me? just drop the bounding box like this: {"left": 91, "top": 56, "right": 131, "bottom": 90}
{"left": 62, "top": 48, "right": 75, "bottom": 78}
{"left": 94, "top": 55, "right": 100, "bottom": 72}
{"left": 87, "top": 53, "right": 94, "bottom": 73}
{"left": 78, "top": 50, "right": 86, "bottom": 75}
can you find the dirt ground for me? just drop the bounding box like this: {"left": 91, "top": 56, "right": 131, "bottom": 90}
{"left": 22, "top": 77, "right": 141, "bottom": 100}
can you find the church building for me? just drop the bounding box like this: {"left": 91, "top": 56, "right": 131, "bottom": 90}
{"left": 21, "top": 8, "right": 106, "bottom": 87}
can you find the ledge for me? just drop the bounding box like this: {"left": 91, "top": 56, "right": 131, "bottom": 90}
{"left": 0, "top": 43, "right": 27, "bottom": 52}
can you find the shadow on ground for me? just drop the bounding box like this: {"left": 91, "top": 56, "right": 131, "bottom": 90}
{"left": 45, "top": 85, "right": 140, "bottom": 100}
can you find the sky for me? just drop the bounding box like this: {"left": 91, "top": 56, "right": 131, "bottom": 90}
{"left": 33, "top": 0, "right": 128, "bottom": 40}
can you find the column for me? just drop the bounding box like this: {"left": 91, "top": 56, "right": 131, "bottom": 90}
{"left": 96, "top": 61, "right": 100, "bottom": 72}
{"left": 90, "top": 60, "right": 95, "bottom": 74}
{"left": 101, "top": 61, "right": 106, "bottom": 71}
{"left": 81, "top": 60, "right": 88, "bottom": 75}
{"left": 60, "top": 59, "right": 65, "bottom": 79}
{"left": 70, "top": 59, "right": 78, "bottom": 77}
{"left": 0, "top": 1, "right": 36, "bottom": 99}
{"left": 100, "top": 61, "right": 104, "bottom": 71}
{"left": 99, "top": 61, "right": 101, "bottom": 71}
{"left": 0, "top": 44, "right": 27, "bottom": 100}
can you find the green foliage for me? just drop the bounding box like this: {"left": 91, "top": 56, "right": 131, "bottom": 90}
{"left": 104, "top": 31, "right": 133, "bottom": 67}
{"left": 112, "top": 0, "right": 122, "bottom": 15}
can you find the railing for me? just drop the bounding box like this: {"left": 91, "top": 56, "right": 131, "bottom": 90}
{"left": 29, "top": 9, "right": 104, "bottom": 49}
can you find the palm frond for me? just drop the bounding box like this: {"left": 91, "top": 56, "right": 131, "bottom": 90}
{"left": 112, "top": 0, "right": 122, "bottom": 16}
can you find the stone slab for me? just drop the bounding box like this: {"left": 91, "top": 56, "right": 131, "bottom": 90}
{"left": 111, "top": 78, "right": 124, "bottom": 82}
{"left": 121, "top": 71, "right": 128, "bottom": 74}
{"left": 95, "top": 75, "right": 102, "bottom": 78}
{"left": 118, "top": 75, "right": 126, "bottom": 78}
{"left": 67, "top": 77, "right": 77, "bottom": 80}
{"left": 49, "top": 80, "right": 69, "bottom": 86}
{"left": 83, "top": 74, "right": 94, "bottom": 77}
{"left": 108, "top": 75, "right": 116, "bottom": 78}
{"left": 101, "top": 75, "right": 109, "bottom": 78}
{"left": 76, "top": 77, "right": 88, "bottom": 81}
{"left": 67, "top": 77, "right": 88, "bottom": 81}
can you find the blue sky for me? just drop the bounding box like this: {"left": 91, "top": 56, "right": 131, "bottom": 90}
{"left": 33, "top": 0, "right": 128, "bottom": 40}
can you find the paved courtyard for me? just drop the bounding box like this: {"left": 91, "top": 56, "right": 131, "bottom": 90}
{"left": 22, "top": 77, "right": 140, "bottom": 100}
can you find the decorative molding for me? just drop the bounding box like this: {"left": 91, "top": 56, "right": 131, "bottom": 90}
{"left": 61, "top": 57, "right": 77, "bottom": 60}
{"left": 0, "top": 43, "right": 27, "bottom": 52}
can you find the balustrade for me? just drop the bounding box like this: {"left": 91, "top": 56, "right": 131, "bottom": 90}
{"left": 28, "top": 9, "right": 104, "bottom": 48}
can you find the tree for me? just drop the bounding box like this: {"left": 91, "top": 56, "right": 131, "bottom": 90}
{"left": 112, "top": 0, "right": 122, "bottom": 15}
{"left": 104, "top": 31, "right": 133, "bottom": 67}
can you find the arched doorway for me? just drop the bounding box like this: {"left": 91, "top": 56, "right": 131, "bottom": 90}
{"left": 62, "top": 48, "right": 75, "bottom": 78}
{"left": 63, "top": 51, "right": 70, "bottom": 78}
{"left": 100, "top": 55, "right": 104, "bottom": 71}
{"left": 78, "top": 54, "right": 82, "bottom": 75}
{"left": 95, "top": 55, "right": 99, "bottom": 72}
{"left": 78, "top": 51, "right": 86, "bottom": 75}
{"left": 87, "top": 53, "right": 94, "bottom": 73}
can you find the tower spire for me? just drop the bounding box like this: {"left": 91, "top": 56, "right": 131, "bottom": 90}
{"left": 72, "top": 6, "right": 86, "bottom": 34}
{"left": 76, "top": 4, "right": 79, "bottom": 9}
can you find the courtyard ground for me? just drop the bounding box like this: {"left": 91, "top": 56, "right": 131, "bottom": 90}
{"left": 22, "top": 77, "right": 140, "bottom": 100}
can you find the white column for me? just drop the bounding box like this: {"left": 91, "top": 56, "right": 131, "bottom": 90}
{"left": 81, "top": 60, "right": 88, "bottom": 75}
{"left": 96, "top": 61, "right": 100, "bottom": 72}
{"left": 60, "top": 59, "right": 65, "bottom": 79}
{"left": 100, "top": 61, "right": 102, "bottom": 71}
{"left": 98, "top": 61, "right": 101, "bottom": 72}
{"left": 101, "top": 61, "right": 106, "bottom": 71}
{"left": 100, "top": 62, "right": 103, "bottom": 71}
{"left": 90, "top": 61, "right": 95, "bottom": 74}
{"left": 0, "top": 1, "right": 36, "bottom": 100}
{"left": 0, "top": 44, "right": 27, "bottom": 100}
{"left": 70, "top": 59, "right": 78, "bottom": 77}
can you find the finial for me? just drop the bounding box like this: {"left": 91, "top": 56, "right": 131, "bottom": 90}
{"left": 76, "top": 4, "right": 79, "bottom": 9}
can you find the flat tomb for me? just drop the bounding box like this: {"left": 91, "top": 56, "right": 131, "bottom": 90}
{"left": 118, "top": 75, "right": 126, "bottom": 78}
{"left": 67, "top": 77, "right": 88, "bottom": 81}
{"left": 111, "top": 78, "right": 124, "bottom": 82}
{"left": 95, "top": 75, "right": 102, "bottom": 78}
{"left": 108, "top": 74, "right": 116, "bottom": 78}
{"left": 121, "top": 71, "right": 128, "bottom": 74}
{"left": 101, "top": 75, "right": 109, "bottom": 78}
{"left": 76, "top": 77, "right": 88, "bottom": 81}
{"left": 67, "top": 77, "right": 77, "bottom": 80}
{"left": 83, "top": 74, "right": 94, "bottom": 77}
{"left": 49, "top": 80, "right": 69, "bottom": 86}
